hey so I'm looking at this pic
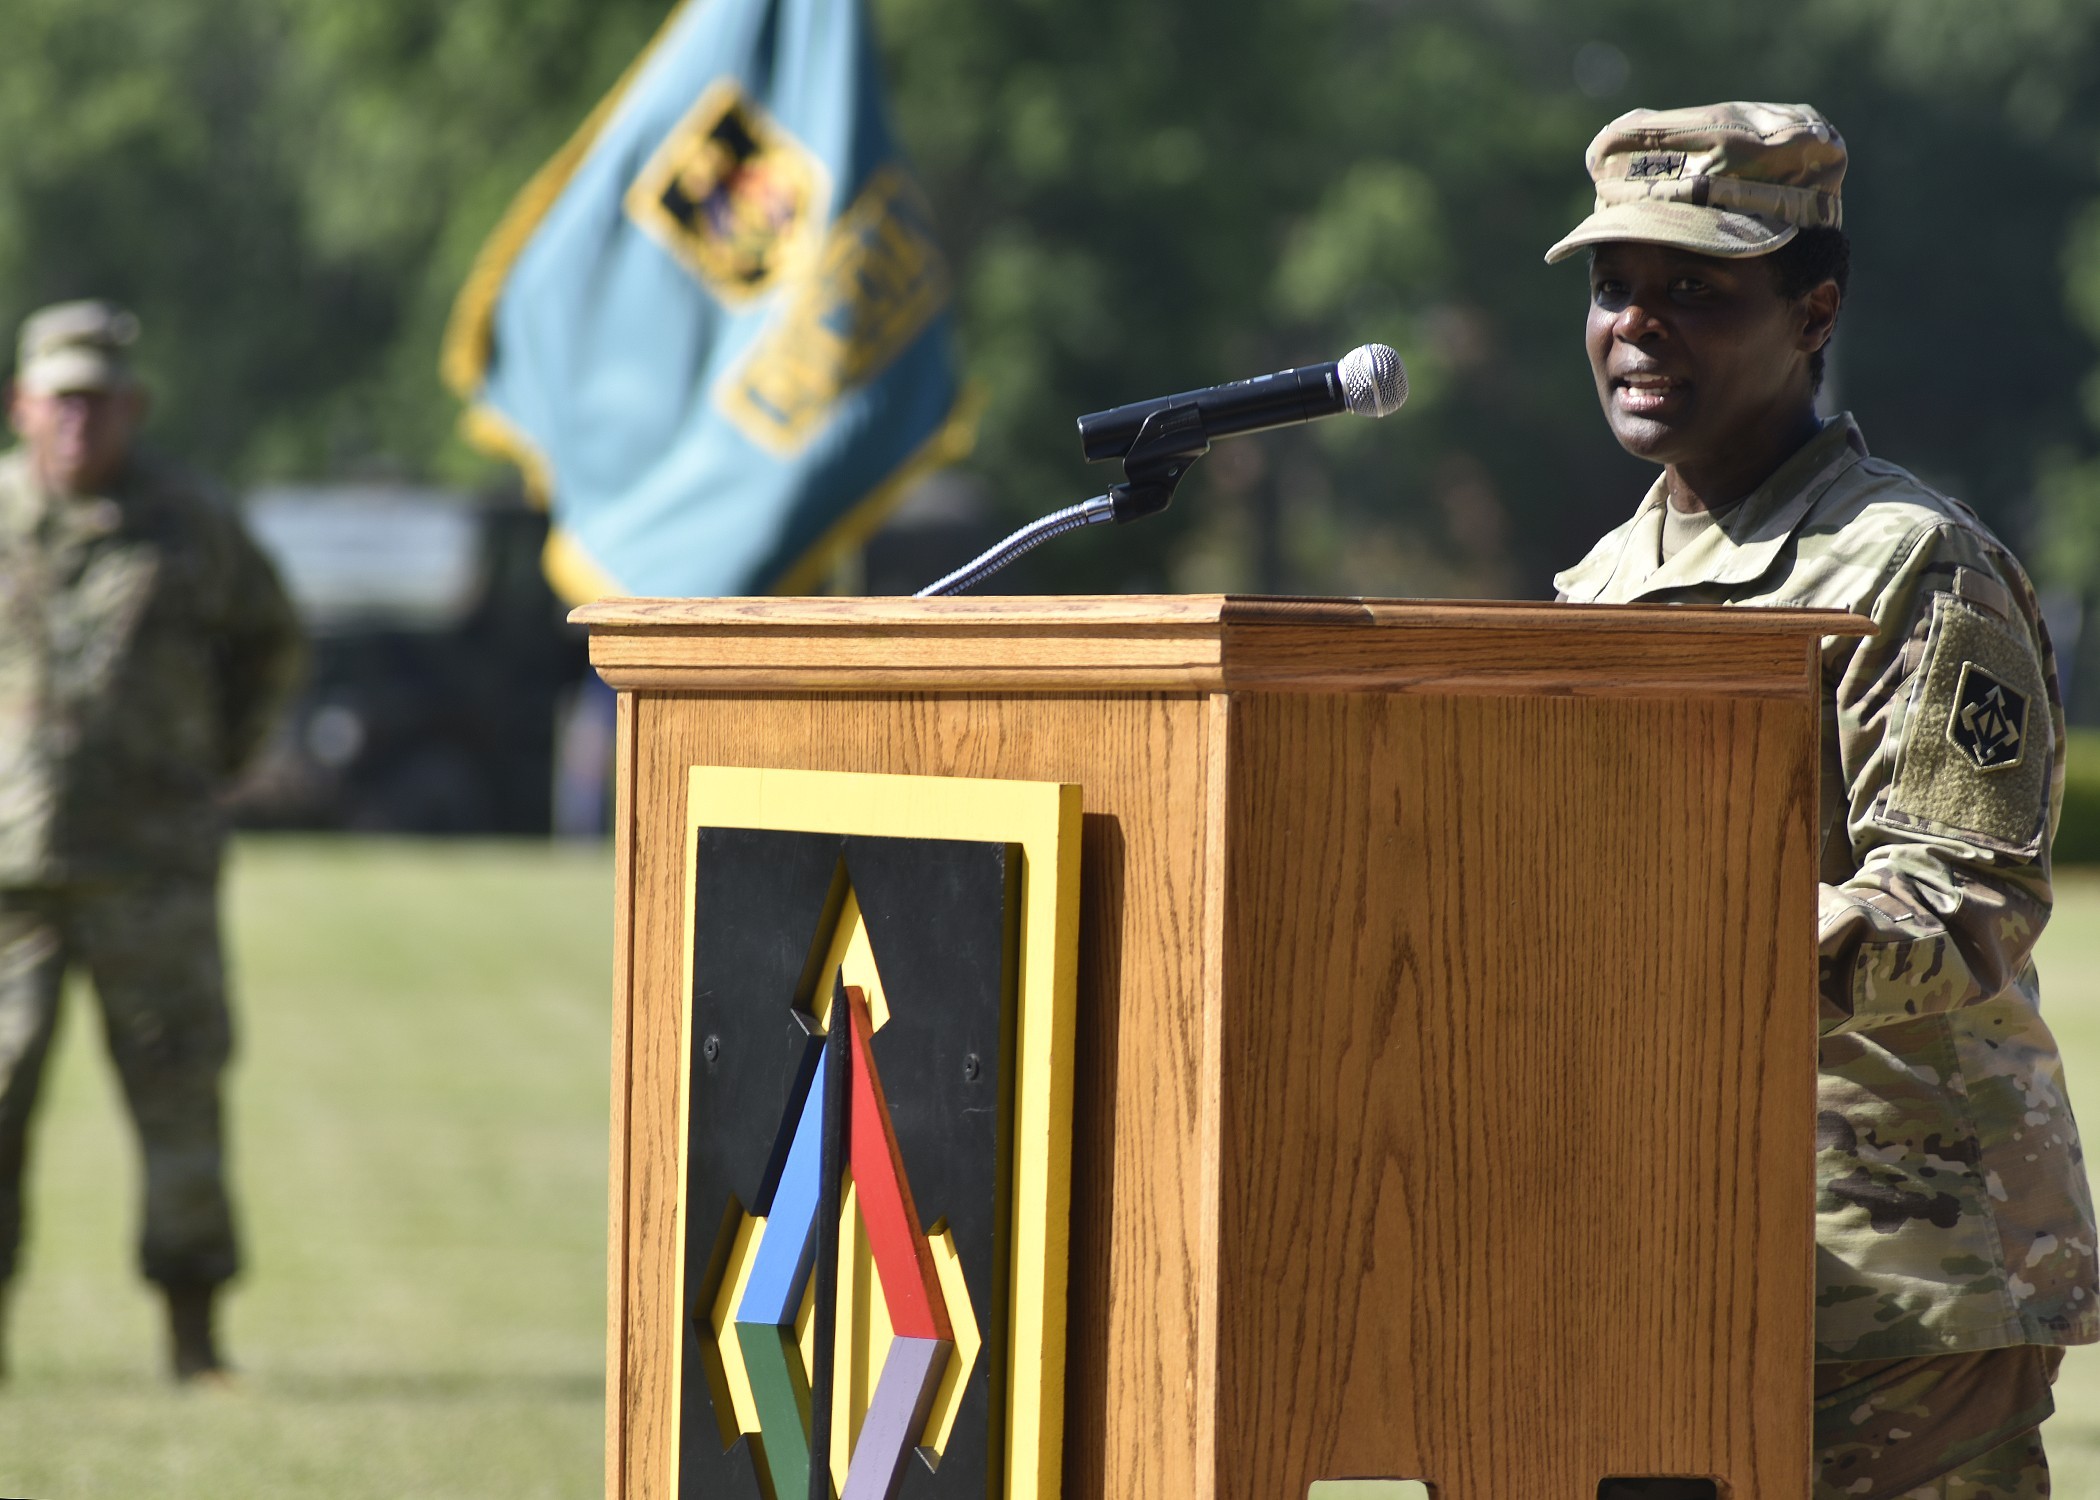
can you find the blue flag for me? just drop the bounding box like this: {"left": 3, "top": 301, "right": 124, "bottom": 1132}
{"left": 442, "top": 0, "right": 971, "bottom": 601}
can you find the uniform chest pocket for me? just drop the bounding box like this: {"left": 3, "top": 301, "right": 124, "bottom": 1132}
{"left": 51, "top": 549, "right": 163, "bottom": 692}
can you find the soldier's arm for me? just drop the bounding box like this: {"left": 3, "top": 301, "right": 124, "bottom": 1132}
{"left": 1817, "top": 523, "right": 2062, "bottom": 1035}
{"left": 215, "top": 516, "right": 306, "bottom": 778}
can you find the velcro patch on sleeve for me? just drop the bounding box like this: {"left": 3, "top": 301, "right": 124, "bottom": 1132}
{"left": 1880, "top": 594, "right": 2051, "bottom": 854}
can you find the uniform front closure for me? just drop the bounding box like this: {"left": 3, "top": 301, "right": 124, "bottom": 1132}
{"left": 1561, "top": 414, "right": 1872, "bottom": 604}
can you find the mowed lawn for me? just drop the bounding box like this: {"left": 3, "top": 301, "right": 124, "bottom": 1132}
{"left": 0, "top": 839, "right": 613, "bottom": 1499}
{"left": 0, "top": 841, "right": 2091, "bottom": 1497}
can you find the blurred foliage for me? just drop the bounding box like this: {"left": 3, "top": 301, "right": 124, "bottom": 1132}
{"left": 0, "top": 0, "right": 667, "bottom": 482}
{"left": 5, "top": 0, "right": 2100, "bottom": 597}
{"left": 2065, "top": 729, "right": 2100, "bottom": 864}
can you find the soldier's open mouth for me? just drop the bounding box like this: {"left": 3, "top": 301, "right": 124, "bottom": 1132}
{"left": 1613, "top": 376, "right": 1685, "bottom": 415}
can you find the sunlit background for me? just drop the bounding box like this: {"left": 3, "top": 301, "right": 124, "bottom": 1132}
{"left": 0, "top": 0, "right": 2097, "bottom": 1493}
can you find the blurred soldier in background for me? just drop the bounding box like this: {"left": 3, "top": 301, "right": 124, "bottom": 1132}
{"left": 1551, "top": 105, "right": 2096, "bottom": 1498}
{"left": 0, "top": 301, "right": 303, "bottom": 1381}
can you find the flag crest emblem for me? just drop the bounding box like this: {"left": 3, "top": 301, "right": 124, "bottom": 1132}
{"left": 440, "top": 0, "right": 973, "bottom": 604}
{"left": 627, "top": 80, "right": 825, "bottom": 305}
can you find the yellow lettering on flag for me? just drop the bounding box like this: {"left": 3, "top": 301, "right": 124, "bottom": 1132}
{"left": 718, "top": 165, "right": 949, "bottom": 453}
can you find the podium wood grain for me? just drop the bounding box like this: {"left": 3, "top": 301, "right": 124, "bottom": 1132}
{"left": 588, "top": 597, "right": 1866, "bottom": 1500}
{"left": 1215, "top": 691, "right": 1818, "bottom": 1499}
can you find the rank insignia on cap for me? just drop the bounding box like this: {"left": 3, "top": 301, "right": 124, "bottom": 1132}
{"left": 1946, "top": 662, "right": 2027, "bottom": 771}
{"left": 1626, "top": 152, "right": 1687, "bottom": 180}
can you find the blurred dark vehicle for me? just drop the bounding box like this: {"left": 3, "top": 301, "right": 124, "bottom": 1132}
{"left": 229, "top": 484, "right": 584, "bottom": 835}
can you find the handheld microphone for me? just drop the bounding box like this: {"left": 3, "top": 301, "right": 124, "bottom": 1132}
{"left": 1077, "top": 343, "right": 1407, "bottom": 462}
{"left": 917, "top": 344, "right": 1408, "bottom": 595}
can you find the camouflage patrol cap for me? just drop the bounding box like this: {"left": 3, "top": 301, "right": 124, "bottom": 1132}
{"left": 15, "top": 299, "right": 141, "bottom": 395}
{"left": 1544, "top": 102, "right": 1845, "bottom": 264}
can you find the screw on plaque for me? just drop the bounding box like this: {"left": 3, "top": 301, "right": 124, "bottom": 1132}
{"left": 963, "top": 1053, "right": 982, "bottom": 1082}
{"left": 703, "top": 1034, "right": 722, "bottom": 1064}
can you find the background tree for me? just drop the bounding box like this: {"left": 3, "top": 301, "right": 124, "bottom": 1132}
{"left": 4, "top": 0, "right": 2100, "bottom": 666}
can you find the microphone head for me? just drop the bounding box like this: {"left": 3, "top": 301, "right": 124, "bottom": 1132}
{"left": 1339, "top": 343, "right": 1408, "bottom": 418}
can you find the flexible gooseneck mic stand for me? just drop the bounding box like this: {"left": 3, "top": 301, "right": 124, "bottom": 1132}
{"left": 914, "top": 403, "right": 1211, "bottom": 598}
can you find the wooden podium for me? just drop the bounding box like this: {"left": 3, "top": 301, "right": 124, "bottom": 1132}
{"left": 578, "top": 595, "right": 1868, "bottom": 1500}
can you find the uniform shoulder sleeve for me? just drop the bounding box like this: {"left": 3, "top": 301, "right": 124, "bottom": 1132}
{"left": 139, "top": 458, "right": 308, "bottom": 774}
{"left": 1818, "top": 519, "right": 2062, "bottom": 1034}
{"left": 0, "top": 450, "right": 42, "bottom": 541}
{"left": 1868, "top": 526, "right": 2053, "bottom": 855}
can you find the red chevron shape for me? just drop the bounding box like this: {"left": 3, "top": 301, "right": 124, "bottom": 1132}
{"left": 845, "top": 990, "right": 952, "bottom": 1343}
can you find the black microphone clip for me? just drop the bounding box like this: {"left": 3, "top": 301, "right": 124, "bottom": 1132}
{"left": 1109, "top": 401, "right": 1210, "bottom": 524}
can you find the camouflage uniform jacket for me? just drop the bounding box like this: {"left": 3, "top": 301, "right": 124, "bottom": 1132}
{"left": 0, "top": 446, "right": 302, "bottom": 883}
{"left": 1555, "top": 414, "right": 2099, "bottom": 1361}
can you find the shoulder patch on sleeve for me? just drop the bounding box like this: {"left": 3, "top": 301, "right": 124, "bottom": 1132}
{"left": 1880, "top": 594, "right": 2051, "bottom": 854}
{"left": 1947, "top": 662, "right": 2027, "bottom": 770}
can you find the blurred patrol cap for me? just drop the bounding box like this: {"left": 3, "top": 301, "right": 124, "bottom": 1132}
{"left": 1544, "top": 102, "right": 1845, "bottom": 264}
{"left": 15, "top": 299, "right": 142, "bottom": 395}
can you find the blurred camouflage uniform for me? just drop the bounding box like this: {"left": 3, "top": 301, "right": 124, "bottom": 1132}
{"left": 0, "top": 301, "right": 302, "bottom": 1295}
{"left": 1552, "top": 105, "right": 2097, "bottom": 1500}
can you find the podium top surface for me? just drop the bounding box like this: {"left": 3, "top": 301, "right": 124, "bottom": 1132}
{"left": 573, "top": 594, "right": 1871, "bottom": 698}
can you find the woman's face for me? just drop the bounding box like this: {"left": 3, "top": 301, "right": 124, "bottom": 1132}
{"left": 1585, "top": 241, "right": 1833, "bottom": 475}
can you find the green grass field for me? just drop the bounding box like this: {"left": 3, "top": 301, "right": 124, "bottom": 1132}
{"left": 0, "top": 840, "right": 613, "bottom": 1499}
{"left": 0, "top": 840, "right": 2090, "bottom": 1497}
